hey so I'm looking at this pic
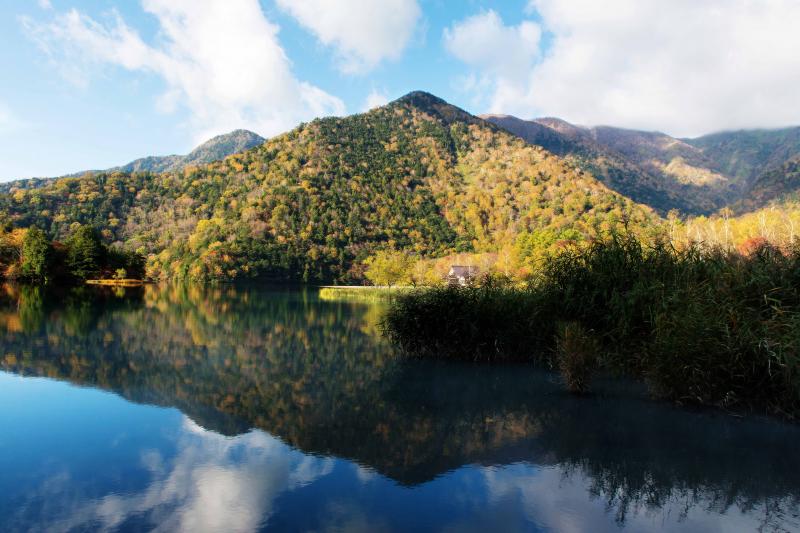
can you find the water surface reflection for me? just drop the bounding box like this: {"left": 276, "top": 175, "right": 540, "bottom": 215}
{"left": 0, "top": 284, "right": 798, "bottom": 532}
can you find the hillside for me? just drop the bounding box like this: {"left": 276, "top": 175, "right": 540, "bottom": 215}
{"left": 0, "top": 91, "right": 656, "bottom": 282}
{"left": 484, "top": 115, "right": 736, "bottom": 214}
{"left": 0, "top": 129, "right": 266, "bottom": 193}
{"left": 486, "top": 115, "right": 800, "bottom": 214}
{"left": 737, "top": 157, "right": 800, "bottom": 210}
{"left": 113, "top": 129, "right": 266, "bottom": 173}
{"left": 483, "top": 114, "right": 713, "bottom": 213}
{"left": 686, "top": 127, "right": 800, "bottom": 184}
{"left": 687, "top": 127, "right": 800, "bottom": 210}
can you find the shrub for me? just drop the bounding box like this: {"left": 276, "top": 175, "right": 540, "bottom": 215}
{"left": 556, "top": 322, "right": 599, "bottom": 394}
{"left": 383, "top": 234, "right": 800, "bottom": 417}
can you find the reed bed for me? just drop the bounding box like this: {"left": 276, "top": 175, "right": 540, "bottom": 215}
{"left": 383, "top": 236, "right": 800, "bottom": 417}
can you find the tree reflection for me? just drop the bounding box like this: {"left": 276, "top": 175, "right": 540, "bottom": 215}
{"left": 0, "top": 283, "right": 798, "bottom": 529}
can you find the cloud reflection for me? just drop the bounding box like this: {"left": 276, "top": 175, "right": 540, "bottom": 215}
{"left": 42, "top": 417, "right": 334, "bottom": 533}
{"left": 476, "top": 464, "right": 795, "bottom": 533}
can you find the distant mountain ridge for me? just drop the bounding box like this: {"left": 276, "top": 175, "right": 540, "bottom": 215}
{"left": 483, "top": 115, "right": 800, "bottom": 214}
{"left": 482, "top": 114, "right": 721, "bottom": 213}
{"left": 111, "top": 129, "right": 266, "bottom": 174}
{"left": 0, "top": 129, "right": 266, "bottom": 193}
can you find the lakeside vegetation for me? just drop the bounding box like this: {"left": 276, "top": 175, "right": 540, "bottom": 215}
{"left": 318, "top": 285, "right": 411, "bottom": 303}
{"left": 383, "top": 234, "right": 800, "bottom": 418}
{"left": 0, "top": 217, "right": 144, "bottom": 284}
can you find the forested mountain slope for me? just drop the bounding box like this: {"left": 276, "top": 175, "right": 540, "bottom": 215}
{"left": 482, "top": 114, "right": 716, "bottom": 213}
{"left": 687, "top": 127, "right": 800, "bottom": 211}
{"left": 484, "top": 115, "right": 735, "bottom": 214}
{"left": 486, "top": 115, "right": 800, "bottom": 215}
{"left": 686, "top": 127, "right": 800, "bottom": 185}
{"left": 114, "top": 129, "right": 266, "bottom": 174}
{"left": 737, "top": 157, "right": 800, "bottom": 211}
{"left": 0, "top": 92, "right": 656, "bottom": 282}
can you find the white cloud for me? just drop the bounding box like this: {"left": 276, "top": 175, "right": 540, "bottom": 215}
{"left": 444, "top": 10, "right": 540, "bottom": 84}
{"left": 38, "top": 0, "right": 53, "bottom": 10}
{"left": 362, "top": 88, "right": 389, "bottom": 111}
{"left": 276, "top": 0, "right": 421, "bottom": 74}
{"left": 443, "top": 10, "right": 541, "bottom": 114}
{"left": 446, "top": 1, "right": 800, "bottom": 137}
{"left": 21, "top": 0, "right": 345, "bottom": 142}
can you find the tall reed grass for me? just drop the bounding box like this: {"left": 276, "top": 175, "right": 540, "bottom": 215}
{"left": 383, "top": 235, "right": 800, "bottom": 417}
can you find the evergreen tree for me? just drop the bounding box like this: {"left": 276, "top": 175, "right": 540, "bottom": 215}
{"left": 20, "top": 227, "right": 52, "bottom": 281}
{"left": 66, "top": 225, "right": 103, "bottom": 279}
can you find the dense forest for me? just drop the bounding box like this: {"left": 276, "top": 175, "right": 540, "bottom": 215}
{"left": 0, "top": 92, "right": 655, "bottom": 283}
{"left": 0, "top": 216, "right": 143, "bottom": 282}
{"left": 1, "top": 91, "right": 800, "bottom": 284}
{"left": 484, "top": 115, "right": 800, "bottom": 215}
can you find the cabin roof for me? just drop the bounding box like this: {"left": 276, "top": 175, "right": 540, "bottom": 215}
{"left": 449, "top": 265, "right": 479, "bottom": 276}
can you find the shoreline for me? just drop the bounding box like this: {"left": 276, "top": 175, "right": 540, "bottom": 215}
{"left": 318, "top": 285, "right": 415, "bottom": 302}
{"left": 86, "top": 279, "right": 151, "bottom": 287}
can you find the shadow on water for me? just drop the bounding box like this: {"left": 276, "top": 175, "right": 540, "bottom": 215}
{"left": 1, "top": 283, "right": 799, "bottom": 529}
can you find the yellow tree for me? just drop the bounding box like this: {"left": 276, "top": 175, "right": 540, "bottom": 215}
{"left": 363, "top": 250, "right": 414, "bottom": 287}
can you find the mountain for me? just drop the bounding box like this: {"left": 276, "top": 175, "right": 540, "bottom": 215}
{"left": 0, "top": 129, "right": 266, "bottom": 193}
{"left": 0, "top": 91, "right": 656, "bottom": 282}
{"left": 482, "top": 114, "right": 711, "bottom": 213}
{"left": 112, "top": 129, "right": 266, "bottom": 173}
{"left": 485, "top": 115, "right": 800, "bottom": 214}
{"left": 686, "top": 127, "right": 800, "bottom": 184}
{"left": 483, "top": 115, "right": 736, "bottom": 214}
{"left": 737, "top": 157, "right": 800, "bottom": 210}
{"left": 686, "top": 127, "right": 800, "bottom": 210}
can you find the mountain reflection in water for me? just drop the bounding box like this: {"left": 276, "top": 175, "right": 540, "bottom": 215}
{"left": 0, "top": 283, "right": 798, "bottom": 532}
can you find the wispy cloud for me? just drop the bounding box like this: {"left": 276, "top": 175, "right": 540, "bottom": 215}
{"left": 276, "top": 0, "right": 421, "bottom": 74}
{"left": 21, "top": 0, "right": 345, "bottom": 142}
{"left": 362, "top": 88, "right": 390, "bottom": 111}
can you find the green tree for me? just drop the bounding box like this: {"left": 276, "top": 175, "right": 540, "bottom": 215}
{"left": 0, "top": 212, "right": 12, "bottom": 233}
{"left": 20, "top": 227, "right": 52, "bottom": 281}
{"left": 66, "top": 225, "right": 103, "bottom": 280}
{"left": 363, "top": 250, "right": 414, "bottom": 287}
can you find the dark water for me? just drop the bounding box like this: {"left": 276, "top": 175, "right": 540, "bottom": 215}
{"left": 0, "top": 284, "right": 799, "bottom": 532}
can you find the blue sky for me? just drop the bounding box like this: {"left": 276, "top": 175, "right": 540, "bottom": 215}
{"left": 2, "top": 0, "right": 799, "bottom": 181}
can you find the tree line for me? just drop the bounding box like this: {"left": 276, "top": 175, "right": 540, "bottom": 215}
{"left": 0, "top": 216, "right": 144, "bottom": 283}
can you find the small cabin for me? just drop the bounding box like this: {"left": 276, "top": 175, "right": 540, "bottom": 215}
{"left": 447, "top": 265, "right": 479, "bottom": 287}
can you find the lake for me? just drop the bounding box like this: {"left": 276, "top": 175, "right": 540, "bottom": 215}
{"left": 0, "top": 283, "right": 798, "bottom": 532}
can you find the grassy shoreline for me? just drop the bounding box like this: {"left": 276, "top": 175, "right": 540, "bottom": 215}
{"left": 318, "top": 285, "right": 413, "bottom": 303}
{"left": 86, "top": 279, "right": 150, "bottom": 287}
{"left": 383, "top": 235, "right": 800, "bottom": 419}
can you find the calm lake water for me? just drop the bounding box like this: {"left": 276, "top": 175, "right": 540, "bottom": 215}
{"left": 0, "top": 284, "right": 799, "bottom": 532}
